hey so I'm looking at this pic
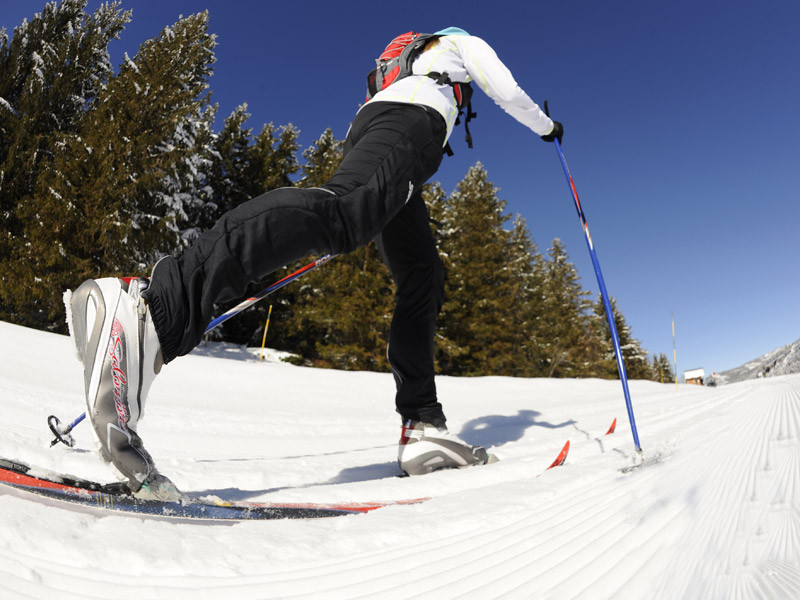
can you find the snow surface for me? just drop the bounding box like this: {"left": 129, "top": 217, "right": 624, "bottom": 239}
{"left": 1, "top": 320, "right": 798, "bottom": 599}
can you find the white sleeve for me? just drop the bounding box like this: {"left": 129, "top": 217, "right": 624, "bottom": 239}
{"left": 455, "top": 36, "right": 555, "bottom": 137}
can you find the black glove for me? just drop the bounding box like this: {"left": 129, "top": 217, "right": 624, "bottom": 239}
{"left": 541, "top": 121, "right": 564, "bottom": 144}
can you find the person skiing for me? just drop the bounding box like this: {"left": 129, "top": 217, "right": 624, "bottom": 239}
{"left": 66, "top": 27, "right": 563, "bottom": 499}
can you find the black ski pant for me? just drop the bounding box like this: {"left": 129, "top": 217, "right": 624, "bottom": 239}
{"left": 144, "top": 101, "right": 448, "bottom": 427}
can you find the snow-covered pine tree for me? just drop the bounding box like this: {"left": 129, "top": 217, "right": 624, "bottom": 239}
{"left": 6, "top": 11, "right": 217, "bottom": 330}
{"left": 538, "top": 238, "right": 596, "bottom": 377}
{"left": 507, "top": 214, "right": 549, "bottom": 377}
{"left": 0, "top": 0, "right": 130, "bottom": 328}
{"left": 585, "top": 296, "right": 619, "bottom": 379}
{"left": 296, "top": 128, "right": 342, "bottom": 190}
{"left": 592, "top": 295, "right": 652, "bottom": 380}
{"left": 118, "top": 11, "right": 218, "bottom": 262}
{"left": 651, "top": 352, "right": 675, "bottom": 383}
{"left": 248, "top": 122, "right": 300, "bottom": 193}
{"left": 0, "top": 0, "right": 129, "bottom": 205}
{"left": 206, "top": 104, "right": 257, "bottom": 220}
{"left": 435, "top": 163, "right": 536, "bottom": 376}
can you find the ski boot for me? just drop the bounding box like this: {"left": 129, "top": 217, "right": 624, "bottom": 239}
{"left": 65, "top": 277, "right": 180, "bottom": 501}
{"left": 398, "top": 420, "right": 497, "bottom": 476}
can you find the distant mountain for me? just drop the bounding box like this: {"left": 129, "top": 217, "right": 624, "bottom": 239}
{"left": 709, "top": 338, "right": 800, "bottom": 385}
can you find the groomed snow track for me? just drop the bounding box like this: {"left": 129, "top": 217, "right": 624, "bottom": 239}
{"left": 1, "top": 321, "right": 798, "bottom": 599}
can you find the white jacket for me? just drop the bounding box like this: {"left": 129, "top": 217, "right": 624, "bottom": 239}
{"left": 366, "top": 34, "right": 555, "bottom": 144}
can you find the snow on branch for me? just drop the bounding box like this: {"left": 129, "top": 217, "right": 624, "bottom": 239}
{"left": 123, "top": 52, "right": 140, "bottom": 74}
{"left": 0, "top": 97, "right": 17, "bottom": 117}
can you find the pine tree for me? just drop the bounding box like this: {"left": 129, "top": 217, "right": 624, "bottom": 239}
{"left": 538, "top": 239, "right": 595, "bottom": 377}
{"left": 116, "top": 11, "right": 218, "bottom": 262}
{"left": 296, "top": 128, "right": 342, "bottom": 189}
{"left": 592, "top": 295, "right": 652, "bottom": 380}
{"left": 585, "top": 297, "right": 618, "bottom": 379}
{"left": 0, "top": 0, "right": 131, "bottom": 327}
{"left": 206, "top": 104, "right": 257, "bottom": 221}
{"left": 0, "top": 0, "right": 130, "bottom": 211}
{"left": 651, "top": 352, "right": 674, "bottom": 383}
{"left": 435, "top": 163, "right": 532, "bottom": 376}
{"left": 7, "top": 11, "right": 218, "bottom": 330}
{"left": 507, "top": 214, "right": 549, "bottom": 377}
{"left": 248, "top": 122, "right": 300, "bottom": 194}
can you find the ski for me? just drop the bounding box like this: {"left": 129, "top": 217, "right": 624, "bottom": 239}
{"left": 2, "top": 436, "right": 573, "bottom": 521}
{"left": 544, "top": 440, "right": 570, "bottom": 471}
{"left": 0, "top": 458, "right": 424, "bottom": 522}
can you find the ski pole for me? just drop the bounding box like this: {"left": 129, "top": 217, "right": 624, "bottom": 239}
{"left": 545, "top": 102, "right": 642, "bottom": 452}
{"left": 205, "top": 253, "right": 336, "bottom": 331}
{"left": 50, "top": 253, "right": 337, "bottom": 447}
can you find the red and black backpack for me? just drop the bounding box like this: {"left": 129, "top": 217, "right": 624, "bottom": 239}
{"left": 365, "top": 31, "right": 477, "bottom": 154}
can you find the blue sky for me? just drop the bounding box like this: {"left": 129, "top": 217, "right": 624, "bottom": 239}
{"left": 4, "top": 0, "right": 799, "bottom": 377}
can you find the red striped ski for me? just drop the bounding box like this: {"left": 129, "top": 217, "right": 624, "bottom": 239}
{"left": 0, "top": 458, "right": 425, "bottom": 521}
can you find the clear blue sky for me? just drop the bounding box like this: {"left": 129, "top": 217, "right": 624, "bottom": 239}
{"left": 4, "top": 0, "right": 799, "bottom": 377}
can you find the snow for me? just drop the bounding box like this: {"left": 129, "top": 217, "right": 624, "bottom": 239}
{"left": 1, "top": 319, "right": 799, "bottom": 599}
{"left": 123, "top": 52, "right": 139, "bottom": 74}
{"left": 0, "top": 97, "right": 16, "bottom": 117}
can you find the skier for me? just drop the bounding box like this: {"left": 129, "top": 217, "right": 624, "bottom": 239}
{"left": 66, "top": 27, "right": 563, "bottom": 499}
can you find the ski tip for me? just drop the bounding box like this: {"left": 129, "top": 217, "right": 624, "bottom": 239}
{"left": 605, "top": 418, "right": 617, "bottom": 435}
{"left": 545, "top": 440, "right": 570, "bottom": 471}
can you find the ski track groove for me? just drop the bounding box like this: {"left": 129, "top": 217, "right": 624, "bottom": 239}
{"left": 359, "top": 470, "right": 644, "bottom": 599}
{"left": 416, "top": 456, "right": 672, "bottom": 598}
{"left": 560, "top": 511, "right": 684, "bottom": 599}
{"left": 652, "top": 378, "right": 800, "bottom": 598}
{"left": 0, "top": 549, "right": 48, "bottom": 600}
{"left": 757, "top": 558, "right": 800, "bottom": 598}
{"left": 417, "top": 488, "right": 634, "bottom": 597}
{"left": 137, "top": 461, "right": 656, "bottom": 599}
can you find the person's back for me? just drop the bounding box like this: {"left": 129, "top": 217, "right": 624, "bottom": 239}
{"left": 368, "top": 28, "right": 556, "bottom": 142}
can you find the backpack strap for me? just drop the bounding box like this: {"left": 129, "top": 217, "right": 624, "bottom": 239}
{"left": 427, "top": 72, "right": 477, "bottom": 151}
{"left": 461, "top": 101, "right": 477, "bottom": 149}
{"left": 426, "top": 72, "right": 472, "bottom": 109}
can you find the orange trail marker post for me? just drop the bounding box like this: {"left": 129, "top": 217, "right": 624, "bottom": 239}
{"left": 260, "top": 305, "right": 273, "bottom": 362}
